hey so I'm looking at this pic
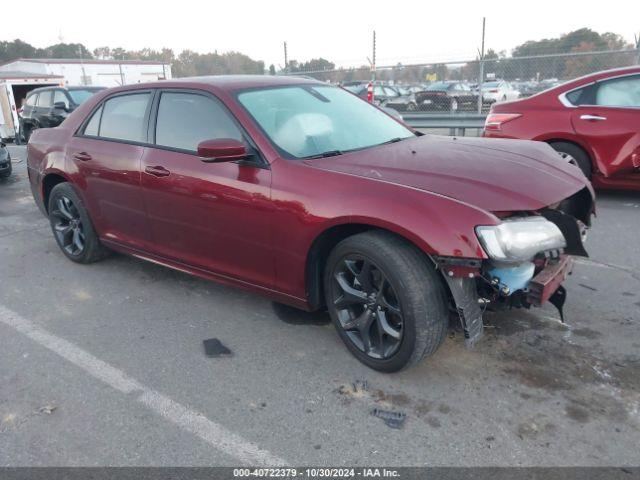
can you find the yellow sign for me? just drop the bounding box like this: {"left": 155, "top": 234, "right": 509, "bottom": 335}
{"left": 425, "top": 73, "right": 437, "bottom": 82}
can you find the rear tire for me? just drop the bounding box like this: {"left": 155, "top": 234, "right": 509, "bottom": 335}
{"left": 23, "top": 124, "right": 34, "bottom": 143}
{"left": 0, "top": 155, "right": 11, "bottom": 179}
{"left": 324, "top": 231, "right": 448, "bottom": 372}
{"left": 48, "top": 183, "right": 110, "bottom": 263}
{"left": 549, "top": 142, "right": 592, "bottom": 179}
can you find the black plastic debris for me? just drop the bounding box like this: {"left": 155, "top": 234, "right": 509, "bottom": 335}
{"left": 549, "top": 285, "right": 567, "bottom": 322}
{"left": 203, "top": 338, "right": 232, "bottom": 357}
{"left": 371, "top": 408, "right": 406, "bottom": 429}
{"left": 353, "top": 379, "right": 368, "bottom": 393}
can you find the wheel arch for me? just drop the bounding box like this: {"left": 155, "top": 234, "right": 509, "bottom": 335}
{"left": 41, "top": 171, "right": 71, "bottom": 214}
{"left": 537, "top": 136, "right": 595, "bottom": 171}
{"left": 304, "top": 221, "right": 443, "bottom": 311}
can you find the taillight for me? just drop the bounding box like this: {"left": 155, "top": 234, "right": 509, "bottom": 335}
{"left": 489, "top": 89, "right": 499, "bottom": 93}
{"left": 484, "top": 113, "right": 522, "bottom": 132}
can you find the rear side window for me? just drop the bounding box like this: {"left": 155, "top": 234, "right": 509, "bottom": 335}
{"left": 83, "top": 105, "right": 103, "bottom": 136}
{"left": 154, "top": 92, "right": 242, "bottom": 152}
{"left": 595, "top": 75, "right": 640, "bottom": 108}
{"left": 99, "top": 93, "right": 150, "bottom": 143}
{"left": 26, "top": 94, "right": 38, "bottom": 106}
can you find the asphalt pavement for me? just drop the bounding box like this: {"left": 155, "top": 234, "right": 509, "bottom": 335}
{"left": 1, "top": 144, "right": 639, "bottom": 466}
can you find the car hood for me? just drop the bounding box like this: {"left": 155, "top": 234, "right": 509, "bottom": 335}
{"left": 304, "top": 135, "right": 592, "bottom": 213}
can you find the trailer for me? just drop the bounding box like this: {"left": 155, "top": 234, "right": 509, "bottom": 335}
{"left": 0, "top": 71, "right": 63, "bottom": 141}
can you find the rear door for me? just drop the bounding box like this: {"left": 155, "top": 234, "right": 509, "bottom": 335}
{"left": 570, "top": 74, "right": 640, "bottom": 177}
{"left": 22, "top": 92, "right": 38, "bottom": 129}
{"left": 66, "top": 91, "right": 154, "bottom": 251}
{"left": 34, "top": 90, "right": 54, "bottom": 127}
{"left": 141, "top": 89, "right": 274, "bottom": 287}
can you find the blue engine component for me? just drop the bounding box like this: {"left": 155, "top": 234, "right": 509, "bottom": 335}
{"left": 487, "top": 262, "right": 535, "bottom": 294}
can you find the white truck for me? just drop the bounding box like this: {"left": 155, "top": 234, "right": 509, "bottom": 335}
{"left": 0, "top": 72, "right": 63, "bottom": 142}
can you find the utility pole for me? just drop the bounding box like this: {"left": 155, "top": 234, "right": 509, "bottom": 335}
{"left": 372, "top": 30, "right": 376, "bottom": 84}
{"left": 635, "top": 33, "right": 640, "bottom": 65}
{"left": 283, "top": 42, "right": 288, "bottom": 74}
{"left": 366, "top": 31, "right": 377, "bottom": 102}
{"left": 477, "top": 17, "right": 486, "bottom": 114}
{"left": 78, "top": 46, "right": 87, "bottom": 86}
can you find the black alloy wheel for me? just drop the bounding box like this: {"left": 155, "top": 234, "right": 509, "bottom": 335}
{"left": 48, "top": 182, "right": 110, "bottom": 263}
{"left": 332, "top": 255, "right": 404, "bottom": 359}
{"left": 324, "top": 231, "right": 449, "bottom": 372}
{"left": 50, "top": 195, "right": 86, "bottom": 256}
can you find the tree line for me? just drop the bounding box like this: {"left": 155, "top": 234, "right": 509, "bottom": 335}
{"left": 0, "top": 40, "right": 268, "bottom": 77}
{"left": 1, "top": 28, "right": 636, "bottom": 83}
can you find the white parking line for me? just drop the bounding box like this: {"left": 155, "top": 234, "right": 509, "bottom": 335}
{"left": 0, "top": 305, "right": 287, "bottom": 466}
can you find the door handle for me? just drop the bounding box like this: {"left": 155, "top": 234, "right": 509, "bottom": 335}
{"left": 73, "top": 152, "right": 92, "bottom": 161}
{"left": 145, "top": 165, "right": 171, "bottom": 177}
{"left": 580, "top": 114, "right": 607, "bottom": 121}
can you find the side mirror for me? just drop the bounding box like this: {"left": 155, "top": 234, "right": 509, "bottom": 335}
{"left": 198, "top": 138, "right": 248, "bottom": 163}
{"left": 53, "top": 101, "right": 68, "bottom": 111}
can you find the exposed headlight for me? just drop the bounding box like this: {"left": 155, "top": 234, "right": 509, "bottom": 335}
{"left": 476, "top": 217, "right": 566, "bottom": 263}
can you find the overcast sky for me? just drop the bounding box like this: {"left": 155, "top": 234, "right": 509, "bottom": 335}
{"left": 4, "top": 0, "right": 638, "bottom": 68}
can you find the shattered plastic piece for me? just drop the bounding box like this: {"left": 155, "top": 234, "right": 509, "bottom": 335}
{"left": 38, "top": 405, "right": 57, "bottom": 414}
{"left": 549, "top": 285, "right": 567, "bottom": 322}
{"left": 203, "top": 338, "right": 232, "bottom": 357}
{"left": 371, "top": 408, "right": 406, "bottom": 429}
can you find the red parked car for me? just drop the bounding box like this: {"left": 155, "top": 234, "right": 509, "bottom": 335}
{"left": 27, "top": 76, "right": 594, "bottom": 371}
{"left": 484, "top": 67, "right": 640, "bottom": 191}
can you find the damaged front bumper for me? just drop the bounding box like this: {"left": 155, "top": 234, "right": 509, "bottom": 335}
{"left": 435, "top": 190, "right": 591, "bottom": 346}
{"left": 438, "top": 254, "right": 575, "bottom": 345}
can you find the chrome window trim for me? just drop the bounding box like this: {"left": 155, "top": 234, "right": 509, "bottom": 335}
{"left": 558, "top": 71, "right": 640, "bottom": 109}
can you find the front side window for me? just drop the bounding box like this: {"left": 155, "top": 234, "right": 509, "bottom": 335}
{"left": 99, "top": 93, "right": 150, "bottom": 143}
{"left": 54, "top": 90, "right": 70, "bottom": 109}
{"left": 595, "top": 75, "right": 640, "bottom": 108}
{"left": 155, "top": 92, "right": 242, "bottom": 152}
{"left": 237, "top": 85, "right": 414, "bottom": 159}
{"left": 37, "top": 91, "right": 53, "bottom": 107}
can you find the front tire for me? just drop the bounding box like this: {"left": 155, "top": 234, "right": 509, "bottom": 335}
{"left": 324, "top": 231, "right": 449, "bottom": 372}
{"left": 549, "top": 142, "right": 592, "bottom": 179}
{"left": 48, "top": 183, "right": 110, "bottom": 263}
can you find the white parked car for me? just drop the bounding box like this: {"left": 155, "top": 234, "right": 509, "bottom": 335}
{"left": 480, "top": 81, "right": 520, "bottom": 103}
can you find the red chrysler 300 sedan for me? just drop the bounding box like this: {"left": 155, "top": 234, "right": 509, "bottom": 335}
{"left": 484, "top": 66, "right": 640, "bottom": 191}
{"left": 27, "top": 76, "right": 594, "bottom": 372}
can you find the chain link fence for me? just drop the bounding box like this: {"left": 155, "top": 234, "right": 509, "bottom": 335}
{"left": 283, "top": 48, "right": 640, "bottom": 114}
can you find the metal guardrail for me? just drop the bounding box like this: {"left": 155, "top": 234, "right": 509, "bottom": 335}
{"left": 400, "top": 113, "right": 487, "bottom": 136}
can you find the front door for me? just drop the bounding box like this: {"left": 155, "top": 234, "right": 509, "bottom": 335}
{"left": 67, "top": 91, "right": 153, "bottom": 251}
{"left": 141, "top": 90, "right": 274, "bottom": 288}
{"left": 571, "top": 74, "right": 640, "bottom": 178}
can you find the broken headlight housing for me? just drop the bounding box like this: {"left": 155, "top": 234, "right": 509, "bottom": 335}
{"left": 476, "top": 216, "right": 566, "bottom": 263}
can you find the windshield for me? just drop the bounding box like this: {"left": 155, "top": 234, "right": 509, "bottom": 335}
{"left": 425, "top": 82, "right": 451, "bottom": 91}
{"left": 237, "top": 85, "right": 414, "bottom": 159}
{"left": 344, "top": 85, "right": 365, "bottom": 94}
{"left": 68, "top": 89, "right": 101, "bottom": 105}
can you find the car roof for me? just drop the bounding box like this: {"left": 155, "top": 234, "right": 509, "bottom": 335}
{"left": 27, "top": 85, "right": 106, "bottom": 95}
{"left": 143, "top": 74, "right": 321, "bottom": 90}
